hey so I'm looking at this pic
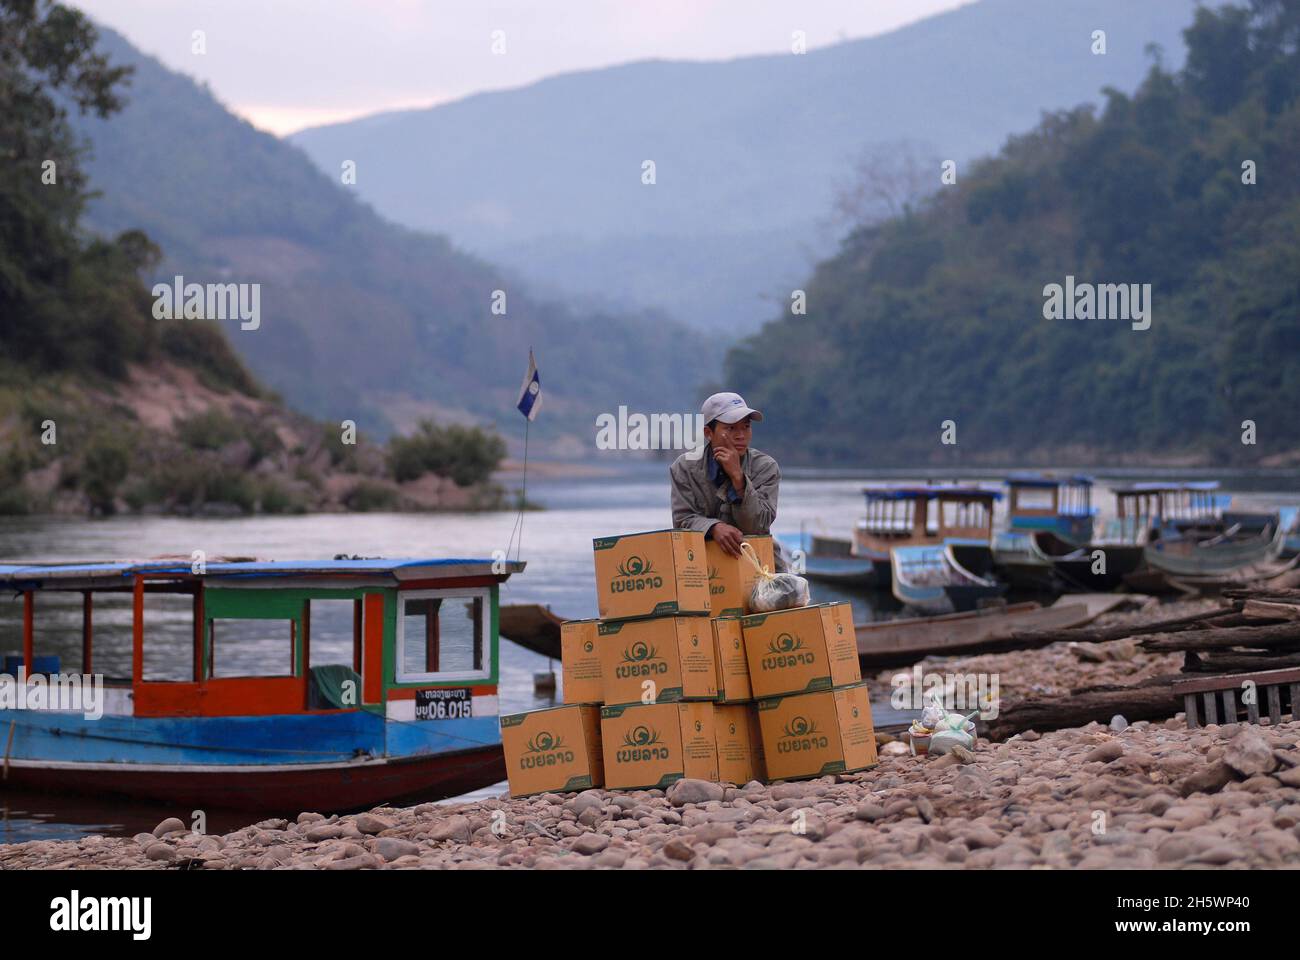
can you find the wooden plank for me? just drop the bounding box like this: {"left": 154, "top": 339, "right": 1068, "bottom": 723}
{"left": 1221, "top": 688, "right": 1237, "bottom": 724}
{"left": 1268, "top": 684, "right": 1283, "bottom": 726}
{"left": 1204, "top": 692, "right": 1218, "bottom": 725}
{"left": 1185, "top": 694, "right": 1199, "bottom": 728}
{"left": 1246, "top": 687, "right": 1261, "bottom": 724}
{"left": 1242, "top": 600, "right": 1300, "bottom": 621}
{"left": 1174, "top": 666, "right": 1300, "bottom": 695}
{"left": 1292, "top": 683, "right": 1300, "bottom": 722}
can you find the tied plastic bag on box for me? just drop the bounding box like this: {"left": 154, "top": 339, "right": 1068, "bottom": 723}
{"left": 740, "top": 540, "right": 810, "bottom": 612}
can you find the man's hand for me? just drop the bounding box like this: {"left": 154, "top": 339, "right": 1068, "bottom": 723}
{"left": 712, "top": 442, "right": 745, "bottom": 490}
{"left": 711, "top": 522, "right": 744, "bottom": 557}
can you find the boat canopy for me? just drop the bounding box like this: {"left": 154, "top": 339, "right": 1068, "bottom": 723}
{"left": 1005, "top": 472, "right": 1094, "bottom": 488}
{"left": 1110, "top": 481, "right": 1221, "bottom": 494}
{"left": 0, "top": 557, "right": 525, "bottom": 591}
{"left": 862, "top": 485, "right": 1002, "bottom": 502}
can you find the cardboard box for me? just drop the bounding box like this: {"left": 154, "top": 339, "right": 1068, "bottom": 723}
{"left": 560, "top": 618, "right": 602, "bottom": 704}
{"left": 712, "top": 616, "right": 752, "bottom": 702}
{"left": 598, "top": 616, "right": 716, "bottom": 706}
{"left": 705, "top": 534, "right": 775, "bottom": 617}
{"left": 600, "top": 701, "right": 718, "bottom": 789}
{"left": 756, "top": 683, "right": 877, "bottom": 781}
{"left": 593, "top": 529, "right": 710, "bottom": 621}
{"left": 715, "top": 702, "right": 766, "bottom": 784}
{"left": 741, "top": 601, "right": 860, "bottom": 698}
{"left": 500, "top": 704, "right": 604, "bottom": 797}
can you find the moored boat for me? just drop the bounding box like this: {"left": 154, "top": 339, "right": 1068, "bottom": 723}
{"left": 776, "top": 533, "right": 876, "bottom": 588}
{"left": 1029, "top": 531, "right": 1146, "bottom": 592}
{"left": 856, "top": 597, "right": 1107, "bottom": 670}
{"left": 1004, "top": 473, "right": 1097, "bottom": 545}
{"left": 0, "top": 556, "right": 524, "bottom": 813}
{"left": 854, "top": 485, "right": 1001, "bottom": 585}
{"left": 890, "top": 543, "right": 1006, "bottom": 615}
{"left": 991, "top": 531, "right": 1059, "bottom": 592}
{"left": 497, "top": 603, "right": 563, "bottom": 659}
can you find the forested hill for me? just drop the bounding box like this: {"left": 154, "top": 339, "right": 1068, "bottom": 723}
{"left": 71, "top": 27, "right": 717, "bottom": 452}
{"left": 725, "top": 0, "right": 1300, "bottom": 468}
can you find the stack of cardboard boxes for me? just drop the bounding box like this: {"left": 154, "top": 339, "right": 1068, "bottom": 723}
{"left": 500, "top": 529, "right": 878, "bottom": 797}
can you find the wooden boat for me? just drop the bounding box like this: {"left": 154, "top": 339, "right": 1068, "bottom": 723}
{"left": 0, "top": 556, "right": 524, "bottom": 813}
{"left": 856, "top": 597, "right": 1109, "bottom": 670}
{"left": 1029, "top": 531, "right": 1145, "bottom": 592}
{"left": 890, "top": 543, "right": 1006, "bottom": 615}
{"left": 854, "top": 485, "right": 1001, "bottom": 583}
{"left": 1004, "top": 472, "right": 1096, "bottom": 545}
{"left": 1111, "top": 481, "right": 1232, "bottom": 542}
{"left": 498, "top": 603, "right": 563, "bottom": 659}
{"left": 1143, "top": 518, "right": 1283, "bottom": 577}
{"left": 776, "top": 533, "right": 875, "bottom": 588}
{"left": 991, "top": 531, "right": 1058, "bottom": 592}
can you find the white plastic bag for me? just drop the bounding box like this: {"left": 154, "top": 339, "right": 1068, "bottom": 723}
{"left": 927, "top": 711, "right": 977, "bottom": 756}
{"left": 740, "top": 540, "right": 811, "bottom": 612}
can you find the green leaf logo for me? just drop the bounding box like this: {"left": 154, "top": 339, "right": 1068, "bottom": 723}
{"left": 526, "top": 731, "right": 564, "bottom": 753}
{"left": 618, "top": 555, "right": 652, "bottom": 577}
{"left": 769, "top": 632, "right": 804, "bottom": 654}
{"left": 622, "top": 725, "right": 661, "bottom": 748}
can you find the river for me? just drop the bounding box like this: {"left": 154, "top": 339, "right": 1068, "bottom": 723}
{"left": 1, "top": 465, "right": 1296, "bottom": 842}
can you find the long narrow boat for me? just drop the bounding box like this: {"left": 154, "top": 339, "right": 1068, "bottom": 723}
{"left": 991, "top": 531, "right": 1058, "bottom": 592}
{"left": 497, "top": 603, "right": 563, "bottom": 659}
{"left": 1029, "top": 531, "right": 1146, "bottom": 592}
{"left": 0, "top": 556, "right": 523, "bottom": 813}
{"left": 890, "top": 543, "right": 1006, "bottom": 615}
{"left": 1142, "top": 518, "right": 1284, "bottom": 578}
{"left": 855, "top": 598, "right": 1106, "bottom": 670}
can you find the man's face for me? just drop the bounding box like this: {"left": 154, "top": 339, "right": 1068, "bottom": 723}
{"left": 705, "top": 416, "right": 753, "bottom": 455}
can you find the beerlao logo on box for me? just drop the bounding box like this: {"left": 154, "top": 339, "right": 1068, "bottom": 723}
{"left": 520, "top": 730, "right": 576, "bottom": 769}
{"left": 617, "top": 639, "right": 668, "bottom": 679}
{"left": 708, "top": 565, "right": 725, "bottom": 596}
{"left": 777, "top": 715, "right": 830, "bottom": 755}
{"left": 618, "top": 724, "right": 669, "bottom": 763}
{"left": 612, "top": 554, "right": 663, "bottom": 594}
{"left": 762, "top": 631, "right": 814, "bottom": 670}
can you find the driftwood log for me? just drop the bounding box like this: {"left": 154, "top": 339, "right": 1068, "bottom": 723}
{"left": 1183, "top": 650, "right": 1300, "bottom": 673}
{"left": 985, "top": 674, "right": 1184, "bottom": 741}
{"left": 1140, "top": 622, "right": 1300, "bottom": 653}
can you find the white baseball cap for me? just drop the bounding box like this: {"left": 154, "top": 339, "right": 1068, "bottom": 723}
{"left": 701, "top": 391, "right": 763, "bottom": 425}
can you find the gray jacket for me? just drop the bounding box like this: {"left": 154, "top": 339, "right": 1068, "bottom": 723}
{"left": 669, "top": 445, "right": 787, "bottom": 571}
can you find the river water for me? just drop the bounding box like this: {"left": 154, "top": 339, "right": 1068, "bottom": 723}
{"left": 1, "top": 465, "right": 1295, "bottom": 842}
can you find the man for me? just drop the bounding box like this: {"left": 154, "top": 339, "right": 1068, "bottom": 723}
{"left": 669, "top": 391, "right": 787, "bottom": 571}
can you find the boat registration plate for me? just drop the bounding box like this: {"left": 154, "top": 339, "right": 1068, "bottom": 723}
{"left": 414, "top": 688, "right": 474, "bottom": 720}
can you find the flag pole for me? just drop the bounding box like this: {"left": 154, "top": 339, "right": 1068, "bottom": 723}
{"left": 509, "top": 413, "right": 525, "bottom": 561}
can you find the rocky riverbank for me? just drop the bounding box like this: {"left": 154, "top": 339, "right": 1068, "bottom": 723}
{"left": 5, "top": 715, "right": 1300, "bottom": 870}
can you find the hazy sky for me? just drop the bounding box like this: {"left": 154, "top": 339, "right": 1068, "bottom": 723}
{"left": 72, "top": 0, "right": 974, "bottom": 135}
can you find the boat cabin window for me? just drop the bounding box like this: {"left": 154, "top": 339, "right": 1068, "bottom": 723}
{"left": 209, "top": 617, "right": 297, "bottom": 678}
{"left": 142, "top": 590, "right": 199, "bottom": 681}
{"left": 396, "top": 588, "right": 488, "bottom": 683}
{"left": 305, "top": 598, "right": 362, "bottom": 673}
{"left": 1011, "top": 487, "right": 1055, "bottom": 514}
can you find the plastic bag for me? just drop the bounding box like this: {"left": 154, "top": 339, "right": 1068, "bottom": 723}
{"left": 928, "top": 711, "right": 977, "bottom": 756}
{"left": 740, "top": 540, "right": 811, "bottom": 612}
